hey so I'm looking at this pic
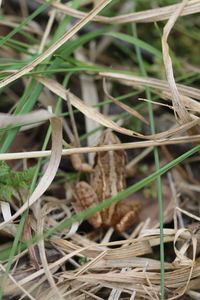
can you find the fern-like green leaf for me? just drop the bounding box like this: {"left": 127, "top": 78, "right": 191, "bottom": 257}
{"left": 0, "top": 161, "right": 35, "bottom": 202}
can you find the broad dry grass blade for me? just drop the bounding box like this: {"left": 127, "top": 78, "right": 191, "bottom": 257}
{"left": 36, "top": 75, "right": 134, "bottom": 136}
{"left": 0, "top": 114, "right": 62, "bottom": 230}
{"left": 0, "top": 110, "right": 53, "bottom": 128}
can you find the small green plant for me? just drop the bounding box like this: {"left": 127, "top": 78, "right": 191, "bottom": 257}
{"left": 0, "top": 161, "right": 35, "bottom": 202}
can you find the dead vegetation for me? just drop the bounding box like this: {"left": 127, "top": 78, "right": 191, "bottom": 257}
{"left": 0, "top": 0, "right": 200, "bottom": 299}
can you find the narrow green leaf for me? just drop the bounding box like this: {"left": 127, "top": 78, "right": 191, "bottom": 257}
{"left": 107, "top": 31, "right": 162, "bottom": 58}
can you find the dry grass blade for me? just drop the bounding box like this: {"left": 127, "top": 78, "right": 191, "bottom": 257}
{"left": 88, "top": 257, "right": 172, "bottom": 270}
{"left": 4, "top": 247, "right": 87, "bottom": 295}
{"left": 163, "top": 92, "right": 200, "bottom": 113}
{"left": 99, "top": 72, "right": 200, "bottom": 102}
{"left": 0, "top": 264, "right": 35, "bottom": 300}
{"left": 75, "top": 50, "right": 102, "bottom": 155}
{"left": 23, "top": 216, "right": 40, "bottom": 271}
{"left": 161, "top": 0, "right": 191, "bottom": 123}
{"left": 36, "top": 75, "right": 134, "bottom": 136}
{"left": 0, "top": 0, "right": 112, "bottom": 88}
{"left": 0, "top": 115, "right": 62, "bottom": 230}
{"left": 37, "top": 214, "right": 64, "bottom": 300}
{"left": 176, "top": 207, "right": 200, "bottom": 222}
{"left": 104, "top": 241, "right": 152, "bottom": 259}
{"left": 44, "top": 0, "right": 200, "bottom": 24}
{"left": 1, "top": 134, "right": 200, "bottom": 161}
{"left": 0, "top": 19, "right": 42, "bottom": 35}
{"left": 76, "top": 263, "right": 200, "bottom": 297}
{"left": 0, "top": 110, "right": 53, "bottom": 128}
{"left": 103, "top": 78, "right": 149, "bottom": 125}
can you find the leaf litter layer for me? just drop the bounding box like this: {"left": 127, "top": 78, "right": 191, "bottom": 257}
{"left": 0, "top": 1, "right": 200, "bottom": 300}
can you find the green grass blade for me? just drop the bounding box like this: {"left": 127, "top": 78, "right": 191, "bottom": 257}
{"left": 0, "top": 0, "right": 54, "bottom": 46}
{"left": 131, "top": 19, "right": 165, "bottom": 299}
{"left": 0, "top": 213, "right": 27, "bottom": 299}
{"left": 107, "top": 31, "right": 162, "bottom": 58}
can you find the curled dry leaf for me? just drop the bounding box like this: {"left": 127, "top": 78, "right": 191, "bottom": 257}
{"left": 0, "top": 113, "right": 63, "bottom": 230}
{"left": 161, "top": 0, "right": 192, "bottom": 124}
